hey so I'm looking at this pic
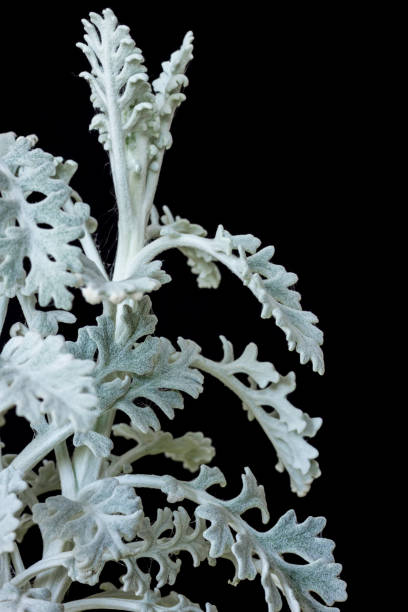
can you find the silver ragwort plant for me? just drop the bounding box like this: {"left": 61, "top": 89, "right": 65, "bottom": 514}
{"left": 0, "top": 8, "right": 347, "bottom": 611}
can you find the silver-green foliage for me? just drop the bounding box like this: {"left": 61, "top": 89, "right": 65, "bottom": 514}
{"left": 0, "top": 8, "right": 346, "bottom": 611}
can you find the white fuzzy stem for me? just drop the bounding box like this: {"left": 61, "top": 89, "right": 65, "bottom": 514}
{"left": 64, "top": 598, "right": 150, "bottom": 611}
{"left": 10, "top": 545, "right": 25, "bottom": 574}
{"left": 9, "top": 424, "right": 73, "bottom": 474}
{"left": 105, "top": 442, "right": 156, "bottom": 477}
{"left": 127, "top": 234, "right": 234, "bottom": 276}
{"left": 0, "top": 296, "right": 9, "bottom": 335}
{"left": 54, "top": 440, "right": 77, "bottom": 499}
{"left": 10, "top": 552, "right": 73, "bottom": 587}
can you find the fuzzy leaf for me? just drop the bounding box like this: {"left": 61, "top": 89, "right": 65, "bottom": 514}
{"left": 243, "top": 374, "right": 322, "bottom": 497}
{"left": 0, "top": 585, "right": 62, "bottom": 611}
{"left": 152, "top": 31, "right": 194, "bottom": 154}
{"left": 78, "top": 9, "right": 155, "bottom": 150}
{"left": 218, "top": 335, "right": 279, "bottom": 387}
{"left": 255, "top": 510, "right": 347, "bottom": 611}
{"left": 120, "top": 557, "right": 152, "bottom": 595}
{"left": 23, "top": 459, "right": 60, "bottom": 503}
{"left": 33, "top": 478, "right": 142, "bottom": 585}
{"left": 120, "top": 506, "right": 210, "bottom": 596}
{"left": 155, "top": 210, "right": 324, "bottom": 373}
{"left": 193, "top": 338, "right": 321, "bottom": 496}
{"left": 0, "top": 467, "right": 26, "bottom": 554}
{"left": 0, "top": 331, "right": 98, "bottom": 431}
{"left": 113, "top": 424, "right": 215, "bottom": 472}
{"left": 196, "top": 504, "right": 234, "bottom": 558}
{"left": 73, "top": 431, "right": 113, "bottom": 457}
{"left": 158, "top": 468, "right": 346, "bottom": 611}
{"left": 11, "top": 295, "right": 76, "bottom": 338}
{"left": 116, "top": 337, "right": 203, "bottom": 431}
{"left": 0, "top": 133, "right": 90, "bottom": 308}
{"left": 78, "top": 255, "right": 171, "bottom": 305}
{"left": 158, "top": 207, "right": 222, "bottom": 288}
{"left": 67, "top": 300, "right": 160, "bottom": 415}
{"left": 83, "top": 315, "right": 158, "bottom": 377}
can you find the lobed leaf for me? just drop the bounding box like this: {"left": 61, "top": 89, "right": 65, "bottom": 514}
{"left": 193, "top": 337, "right": 321, "bottom": 496}
{"left": 116, "top": 337, "right": 203, "bottom": 432}
{"left": 0, "top": 585, "right": 62, "bottom": 611}
{"left": 77, "top": 8, "right": 155, "bottom": 150}
{"left": 0, "top": 467, "right": 26, "bottom": 554}
{"left": 120, "top": 505, "right": 210, "bottom": 595}
{"left": 33, "top": 478, "right": 142, "bottom": 586}
{"left": 0, "top": 133, "right": 91, "bottom": 309}
{"left": 78, "top": 255, "right": 171, "bottom": 305}
{"left": 0, "top": 331, "right": 99, "bottom": 431}
{"left": 156, "top": 209, "right": 324, "bottom": 373}
{"left": 153, "top": 466, "right": 346, "bottom": 611}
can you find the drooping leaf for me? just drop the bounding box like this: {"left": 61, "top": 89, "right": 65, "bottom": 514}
{"left": 0, "top": 133, "right": 91, "bottom": 309}
{"left": 191, "top": 337, "right": 321, "bottom": 496}
{"left": 144, "top": 466, "right": 346, "bottom": 612}
{"left": 217, "top": 335, "right": 279, "bottom": 387}
{"left": 158, "top": 206, "right": 221, "bottom": 288}
{"left": 155, "top": 210, "right": 324, "bottom": 373}
{"left": 33, "top": 478, "right": 142, "bottom": 585}
{"left": 0, "top": 331, "right": 98, "bottom": 431}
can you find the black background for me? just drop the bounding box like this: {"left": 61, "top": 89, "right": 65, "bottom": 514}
{"left": 0, "top": 2, "right": 373, "bottom": 609}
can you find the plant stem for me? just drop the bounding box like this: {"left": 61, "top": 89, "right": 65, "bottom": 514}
{"left": 10, "top": 424, "right": 73, "bottom": 474}
{"left": 64, "top": 598, "right": 148, "bottom": 611}
{"left": 54, "top": 440, "right": 77, "bottom": 499}
{"left": 126, "top": 234, "right": 236, "bottom": 278}
{"left": 106, "top": 443, "right": 154, "bottom": 477}
{"left": 0, "top": 296, "right": 8, "bottom": 335}
{"left": 10, "top": 545, "right": 25, "bottom": 574}
{"left": 10, "top": 552, "right": 73, "bottom": 587}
